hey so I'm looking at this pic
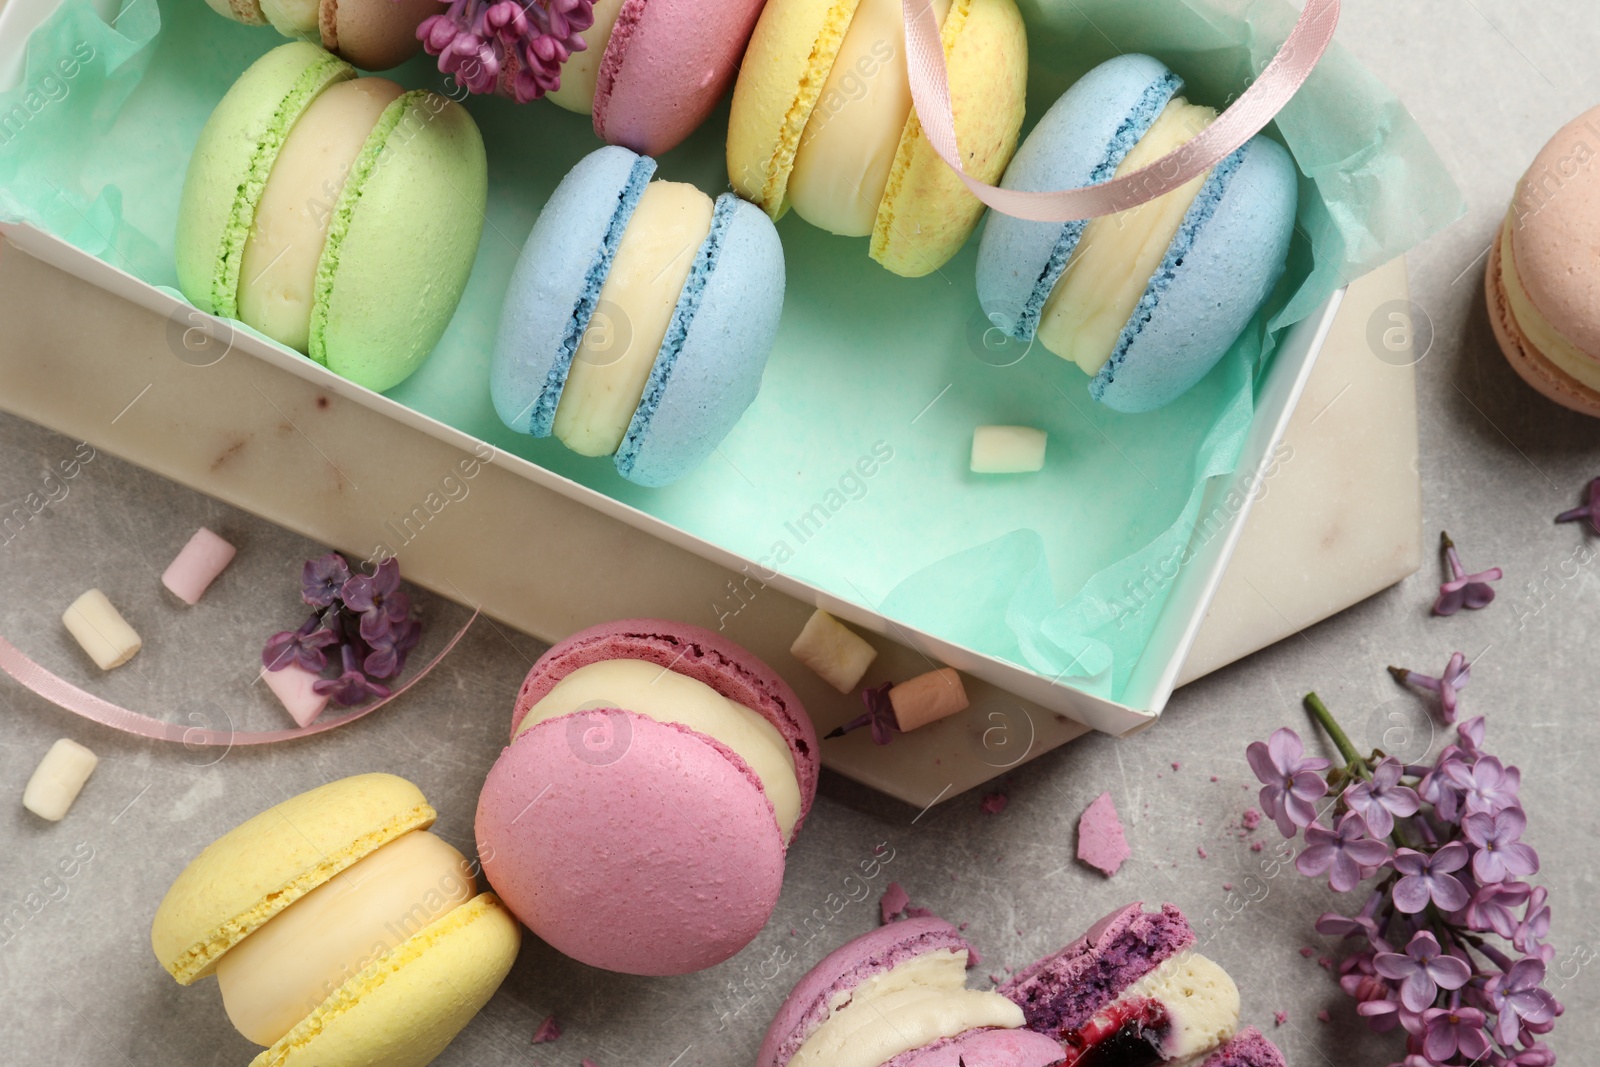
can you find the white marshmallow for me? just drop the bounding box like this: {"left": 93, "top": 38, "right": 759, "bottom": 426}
{"left": 790, "top": 609, "right": 878, "bottom": 693}
{"left": 23, "top": 738, "right": 98, "bottom": 821}
{"left": 62, "top": 589, "right": 141, "bottom": 670}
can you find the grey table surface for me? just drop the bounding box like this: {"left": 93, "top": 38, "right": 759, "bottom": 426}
{"left": 3, "top": 2, "right": 1599, "bottom": 1065}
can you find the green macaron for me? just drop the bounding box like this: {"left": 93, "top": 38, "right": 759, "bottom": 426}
{"left": 175, "top": 42, "right": 487, "bottom": 393}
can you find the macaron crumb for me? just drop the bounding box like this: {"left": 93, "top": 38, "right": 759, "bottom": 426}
{"left": 1250, "top": 841, "right": 1265, "bottom": 852}
{"left": 979, "top": 791, "right": 1008, "bottom": 815}
{"left": 1197, "top": 846, "right": 1208, "bottom": 859}
{"left": 1242, "top": 809, "right": 1262, "bottom": 830}
{"left": 1077, "top": 792, "right": 1131, "bottom": 876}
{"left": 530, "top": 1016, "right": 561, "bottom": 1044}
{"left": 1274, "top": 1011, "right": 1288, "bottom": 1027}
{"left": 1317, "top": 1010, "right": 1331, "bottom": 1023}
{"left": 880, "top": 882, "right": 911, "bottom": 924}
{"left": 1298, "top": 947, "right": 1314, "bottom": 958}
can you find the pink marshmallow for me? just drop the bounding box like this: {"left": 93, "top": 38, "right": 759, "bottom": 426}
{"left": 162, "top": 528, "right": 237, "bottom": 605}
{"left": 888, "top": 668, "right": 969, "bottom": 732}
{"left": 263, "top": 664, "right": 329, "bottom": 728}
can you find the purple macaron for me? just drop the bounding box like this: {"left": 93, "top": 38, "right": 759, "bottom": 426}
{"left": 760, "top": 916, "right": 1064, "bottom": 1067}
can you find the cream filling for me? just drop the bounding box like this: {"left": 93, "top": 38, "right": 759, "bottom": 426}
{"left": 1499, "top": 213, "right": 1600, "bottom": 392}
{"left": 1038, "top": 98, "right": 1218, "bottom": 375}
{"left": 553, "top": 181, "right": 714, "bottom": 457}
{"left": 786, "top": 0, "right": 951, "bottom": 237}
{"left": 237, "top": 77, "right": 403, "bottom": 353}
{"left": 1109, "top": 950, "right": 1240, "bottom": 1063}
{"left": 214, "top": 830, "right": 475, "bottom": 1047}
{"left": 549, "top": 0, "right": 625, "bottom": 114}
{"left": 517, "top": 658, "right": 801, "bottom": 839}
{"left": 791, "top": 948, "right": 1021, "bottom": 1067}
{"left": 259, "top": 0, "right": 319, "bottom": 35}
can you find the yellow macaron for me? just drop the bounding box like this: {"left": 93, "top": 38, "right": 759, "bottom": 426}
{"left": 151, "top": 774, "right": 520, "bottom": 1067}
{"left": 727, "top": 0, "right": 1027, "bottom": 277}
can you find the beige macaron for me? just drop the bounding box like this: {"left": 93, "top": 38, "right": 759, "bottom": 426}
{"left": 202, "top": 0, "right": 437, "bottom": 71}
{"left": 1486, "top": 104, "right": 1600, "bottom": 417}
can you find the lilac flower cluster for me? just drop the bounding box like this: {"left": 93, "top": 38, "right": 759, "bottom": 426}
{"left": 418, "top": 0, "right": 596, "bottom": 103}
{"left": 262, "top": 554, "right": 421, "bottom": 707}
{"left": 1248, "top": 702, "right": 1561, "bottom": 1066}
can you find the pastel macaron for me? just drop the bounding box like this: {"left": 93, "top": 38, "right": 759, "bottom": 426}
{"left": 727, "top": 0, "right": 1029, "bottom": 277}
{"left": 176, "top": 43, "right": 487, "bottom": 393}
{"left": 202, "top": 0, "right": 437, "bottom": 70}
{"left": 1486, "top": 104, "right": 1600, "bottom": 417}
{"left": 758, "top": 916, "right": 1064, "bottom": 1067}
{"left": 151, "top": 774, "right": 520, "bottom": 1067}
{"left": 491, "top": 145, "right": 785, "bottom": 487}
{"left": 977, "top": 54, "right": 1299, "bottom": 413}
{"left": 475, "top": 618, "right": 818, "bottom": 975}
{"left": 542, "top": 0, "right": 770, "bottom": 155}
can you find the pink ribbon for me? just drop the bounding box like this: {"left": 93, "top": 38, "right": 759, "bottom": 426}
{"left": 902, "top": 0, "right": 1340, "bottom": 222}
{"left": 0, "top": 612, "right": 477, "bottom": 747}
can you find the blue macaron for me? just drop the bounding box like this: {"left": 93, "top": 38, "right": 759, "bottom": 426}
{"left": 492, "top": 146, "right": 785, "bottom": 487}
{"left": 976, "top": 55, "right": 1298, "bottom": 414}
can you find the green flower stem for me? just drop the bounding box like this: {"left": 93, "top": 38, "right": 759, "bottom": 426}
{"left": 1303, "top": 692, "right": 1371, "bottom": 779}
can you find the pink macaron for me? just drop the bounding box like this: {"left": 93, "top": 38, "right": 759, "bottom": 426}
{"left": 476, "top": 618, "right": 818, "bottom": 975}
{"left": 1486, "top": 104, "right": 1600, "bottom": 417}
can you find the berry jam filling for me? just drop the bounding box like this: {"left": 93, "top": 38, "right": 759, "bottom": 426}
{"left": 1057, "top": 996, "right": 1171, "bottom": 1067}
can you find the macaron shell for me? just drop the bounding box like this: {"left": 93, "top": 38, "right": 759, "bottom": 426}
{"left": 1091, "top": 136, "right": 1297, "bottom": 414}
{"left": 309, "top": 90, "right": 487, "bottom": 393}
{"left": 151, "top": 774, "right": 436, "bottom": 984}
{"left": 252, "top": 893, "right": 521, "bottom": 1067}
{"left": 476, "top": 711, "right": 785, "bottom": 975}
{"left": 758, "top": 916, "right": 969, "bottom": 1067}
{"left": 595, "top": 0, "right": 769, "bottom": 156}
{"left": 1202, "top": 1027, "right": 1286, "bottom": 1067}
{"left": 512, "top": 617, "right": 819, "bottom": 830}
{"left": 324, "top": 0, "right": 434, "bottom": 71}
{"left": 883, "top": 1027, "right": 1067, "bottom": 1067}
{"left": 975, "top": 54, "right": 1180, "bottom": 340}
{"left": 872, "top": 0, "right": 1027, "bottom": 278}
{"left": 726, "top": 0, "right": 863, "bottom": 215}
{"left": 175, "top": 42, "right": 354, "bottom": 319}
{"left": 1486, "top": 226, "right": 1600, "bottom": 417}
{"left": 615, "top": 193, "right": 785, "bottom": 487}
{"left": 492, "top": 146, "right": 655, "bottom": 435}
{"left": 1507, "top": 105, "right": 1600, "bottom": 356}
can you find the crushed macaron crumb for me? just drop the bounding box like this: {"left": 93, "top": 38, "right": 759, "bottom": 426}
{"left": 980, "top": 791, "right": 1009, "bottom": 815}
{"left": 1077, "top": 792, "right": 1131, "bottom": 876}
{"left": 531, "top": 1016, "right": 561, "bottom": 1043}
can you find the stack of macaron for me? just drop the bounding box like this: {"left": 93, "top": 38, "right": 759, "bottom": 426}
{"left": 475, "top": 618, "right": 818, "bottom": 975}
{"left": 492, "top": 146, "right": 785, "bottom": 487}
{"left": 977, "top": 55, "right": 1299, "bottom": 413}
{"left": 728, "top": 0, "right": 1029, "bottom": 277}
{"left": 176, "top": 42, "right": 487, "bottom": 393}
{"left": 151, "top": 774, "right": 519, "bottom": 1067}
{"left": 1487, "top": 103, "right": 1600, "bottom": 417}
{"left": 761, "top": 903, "right": 1286, "bottom": 1067}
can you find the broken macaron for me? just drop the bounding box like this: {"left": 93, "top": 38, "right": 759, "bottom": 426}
{"left": 763, "top": 903, "right": 1285, "bottom": 1066}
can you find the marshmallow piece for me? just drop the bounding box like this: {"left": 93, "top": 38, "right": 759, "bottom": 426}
{"left": 263, "top": 664, "right": 330, "bottom": 728}
{"left": 791, "top": 609, "right": 878, "bottom": 694}
{"left": 162, "top": 528, "right": 238, "bottom": 605}
{"left": 62, "top": 589, "right": 141, "bottom": 670}
{"left": 970, "top": 426, "right": 1047, "bottom": 474}
{"left": 888, "top": 668, "right": 969, "bottom": 732}
{"left": 23, "top": 739, "right": 98, "bottom": 821}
